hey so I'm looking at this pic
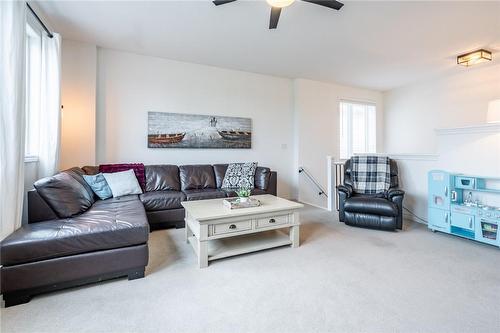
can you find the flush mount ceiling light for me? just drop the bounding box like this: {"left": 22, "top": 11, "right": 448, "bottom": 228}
{"left": 213, "top": 0, "right": 343, "bottom": 29}
{"left": 457, "top": 49, "right": 492, "bottom": 67}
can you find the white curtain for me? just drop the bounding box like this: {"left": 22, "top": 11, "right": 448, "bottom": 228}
{"left": 37, "top": 33, "right": 61, "bottom": 178}
{"left": 0, "top": 1, "right": 26, "bottom": 240}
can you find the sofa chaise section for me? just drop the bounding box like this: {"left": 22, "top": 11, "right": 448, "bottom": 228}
{"left": 0, "top": 171, "right": 149, "bottom": 307}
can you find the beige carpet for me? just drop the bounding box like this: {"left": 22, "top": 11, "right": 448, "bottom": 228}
{"left": 2, "top": 205, "right": 500, "bottom": 333}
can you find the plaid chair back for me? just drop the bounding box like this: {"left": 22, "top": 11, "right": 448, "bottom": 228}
{"left": 351, "top": 156, "right": 391, "bottom": 194}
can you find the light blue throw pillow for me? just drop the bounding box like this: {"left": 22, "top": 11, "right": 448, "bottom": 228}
{"left": 82, "top": 173, "right": 113, "bottom": 200}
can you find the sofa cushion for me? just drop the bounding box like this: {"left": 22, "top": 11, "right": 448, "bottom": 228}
{"left": 145, "top": 165, "right": 180, "bottom": 192}
{"left": 221, "top": 162, "right": 257, "bottom": 189}
{"left": 213, "top": 164, "right": 228, "bottom": 188}
{"left": 82, "top": 165, "right": 99, "bottom": 175}
{"left": 254, "top": 167, "right": 271, "bottom": 190}
{"left": 34, "top": 172, "right": 94, "bottom": 218}
{"left": 64, "top": 167, "right": 96, "bottom": 201}
{"left": 344, "top": 197, "right": 398, "bottom": 217}
{"left": 214, "top": 164, "right": 270, "bottom": 190}
{"left": 183, "top": 189, "right": 226, "bottom": 201}
{"left": 0, "top": 195, "right": 149, "bottom": 266}
{"left": 140, "top": 190, "right": 186, "bottom": 211}
{"left": 99, "top": 163, "right": 146, "bottom": 191}
{"left": 83, "top": 173, "right": 113, "bottom": 200}
{"left": 103, "top": 169, "right": 143, "bottom": 197}
{"left": 179, "top": 165, "right": 216, "bottom": 191}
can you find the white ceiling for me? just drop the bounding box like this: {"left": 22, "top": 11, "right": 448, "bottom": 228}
{"left": 35, "top": 0, "right": 500, "bottom": 91}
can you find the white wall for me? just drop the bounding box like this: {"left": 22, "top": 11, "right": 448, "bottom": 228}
{"left": 384, "top": 63, "right": 500, "bottom": 153}
{"left": 394, "top": 130, "right": 500, "bottom": 223}
{"left": 52, "top": 41, "right": 500, "bottom": 222}
{"left": 60, "top": 40, "right": 97, "bottom": 169}
{"left": 294, "top": 79, "right": 383, "bottom": 208}
{"left": 24, "top": 39, "right": 389, "bottom": 226}
{"left": 57, "top": 44, "right": 384, "bottom": 204}
{"left": 96, "top": 48, "right": 296, "bottom": 199}
{"left": 384, "top": 63, "right": 500, "bottom": 222}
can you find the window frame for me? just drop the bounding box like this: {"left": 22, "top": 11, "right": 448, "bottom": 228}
{"left": 339, "top": 99, "right": 377, "bottom": 160}
{"left": 24, "top": 15, "right": 43, "bottom": 162}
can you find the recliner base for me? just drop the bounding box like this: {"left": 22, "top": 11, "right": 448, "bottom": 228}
{"left": 344, "top": 211, "right": 399, "bottom": 231}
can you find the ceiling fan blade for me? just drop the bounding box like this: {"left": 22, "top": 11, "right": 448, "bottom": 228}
{"left": 301, "top": 0, "right": 344, "bottom": 10}
{"left": 269, "top": 7, "right": 282, "bottom": 29}
{"left": 213, "top": 0, "right": 237, "bottom": 6}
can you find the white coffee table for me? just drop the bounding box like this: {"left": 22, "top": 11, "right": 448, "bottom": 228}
{"left": 182, "top": 194, "right": 303, "bottom": 268}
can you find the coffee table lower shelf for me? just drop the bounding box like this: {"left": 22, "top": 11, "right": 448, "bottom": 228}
{"left": 188, "top": 229, "right": 292, "bottom": 263}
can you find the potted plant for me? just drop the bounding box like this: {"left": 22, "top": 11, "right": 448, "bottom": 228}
{"left": 235, "top": 186, "right": 251, "bottom": 203}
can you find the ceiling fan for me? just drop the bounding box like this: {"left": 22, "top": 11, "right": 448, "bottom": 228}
{"left": 213, "top": 0, "right": 344, "bottom": 29}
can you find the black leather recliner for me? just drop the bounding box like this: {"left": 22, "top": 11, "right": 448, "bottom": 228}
{"left": 337, "top": 158, "right": 405, "bottom": 231}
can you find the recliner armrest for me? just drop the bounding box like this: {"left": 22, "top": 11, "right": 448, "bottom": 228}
{"left": 337, "top": 184, "right": 353, "bottom": 198}
{"left": 387, "top": 188, "right": 405, "bottom": 201}
{"left": 387, "top": 188, "right": 405, "bottom": 230}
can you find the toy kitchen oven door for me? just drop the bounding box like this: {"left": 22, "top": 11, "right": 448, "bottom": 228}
{"left": 477, "top": 209, "right": 500, "bottom": 246}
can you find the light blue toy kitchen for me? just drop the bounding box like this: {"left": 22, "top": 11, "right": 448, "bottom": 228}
{"left": 428, "top": 170, "right": 500, "bottom": 247}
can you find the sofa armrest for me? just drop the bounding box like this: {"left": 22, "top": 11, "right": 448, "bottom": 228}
{"left": 337, "top": 184, "right": 353, "bottom": 198}
{"left": 28, "top": 190, "right": 58, "bottom": 223}
{"left": 267, "top": 171, "right": 277, "bottom": 196}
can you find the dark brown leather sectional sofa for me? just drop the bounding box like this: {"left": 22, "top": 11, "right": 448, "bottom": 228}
{"left": 142, "top": 164, "right": 276, "bottom": 228}
{"left": 0, "top": 164, "right": 276, "bottom": 307}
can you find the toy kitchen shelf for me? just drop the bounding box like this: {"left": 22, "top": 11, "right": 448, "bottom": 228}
{"left": 428, "top": 170, "right": 500, "bottom": 247}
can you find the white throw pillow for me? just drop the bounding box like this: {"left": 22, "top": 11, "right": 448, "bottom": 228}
{"left": 103, "top": 169, "right": 143, "bottom": 197}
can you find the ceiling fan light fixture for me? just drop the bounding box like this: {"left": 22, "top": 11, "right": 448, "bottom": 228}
{"left": 214, "top": 0, "right": 344, "bottom": 30}
{"left": 266, "top": 0, "right": 295, "bottom": 8}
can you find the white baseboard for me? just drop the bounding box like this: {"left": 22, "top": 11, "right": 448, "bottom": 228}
{"left": 298, "top": 200, "right": 329, "bottom": 211}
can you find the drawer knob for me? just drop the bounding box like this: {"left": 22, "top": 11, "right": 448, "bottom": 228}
{"left": 229, "top": 224, "right": 237, "bottom": 229}
{"left": 269, "top": 218, "right": 276, "bottom": 223}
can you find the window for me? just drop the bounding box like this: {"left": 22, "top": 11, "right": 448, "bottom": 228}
{"left": 339, "top": 100, "right": 376, "bottom": 159}
{"left": 25, "top": 19, "right": 42, "bottom": 159}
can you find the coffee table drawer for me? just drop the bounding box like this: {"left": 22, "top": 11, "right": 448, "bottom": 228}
{"left": 256, "top": 215, "right": 289, "bottom": 229}
{"left": 213, "top": 220, "right": 252, "bottom": 235}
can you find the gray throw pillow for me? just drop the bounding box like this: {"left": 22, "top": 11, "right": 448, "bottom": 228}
{"left": 221, "top": 162, "right": 258, "bottom": 189}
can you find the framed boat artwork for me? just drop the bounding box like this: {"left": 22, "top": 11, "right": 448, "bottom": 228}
{"left": 147, "top": 112, "right": 252, "bottom": 149}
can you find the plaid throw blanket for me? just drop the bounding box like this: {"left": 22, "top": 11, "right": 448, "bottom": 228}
{"left": 351, "top": 156, "right": 391, "bottom": 194}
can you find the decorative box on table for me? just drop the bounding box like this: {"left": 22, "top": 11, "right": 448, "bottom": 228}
{"left": 223, "top": 198, "right": 261, "bottom": 209}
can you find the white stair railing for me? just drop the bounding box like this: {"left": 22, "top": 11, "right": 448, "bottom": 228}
{"left": 327, "top": 156, "right": 345, "bottom": 212}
